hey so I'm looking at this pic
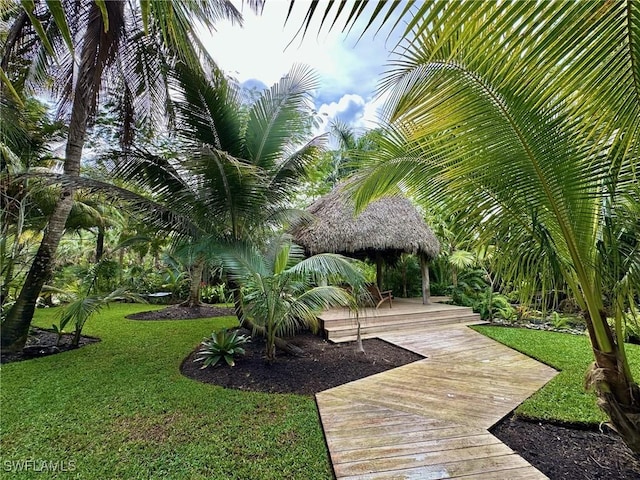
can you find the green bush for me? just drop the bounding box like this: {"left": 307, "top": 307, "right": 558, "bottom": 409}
{"left": 472, "top": 290, "right": 515, "bottom": 321}
{"left": 201, "top": 284, "right": 231, "bottom": 304}
{"left": 383, "top": 255, "right": 422, "bottom": 298}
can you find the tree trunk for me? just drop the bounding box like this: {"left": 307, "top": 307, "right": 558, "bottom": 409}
{"left": 584, "top": 312, "right": 640, "bottom": 453}
{"left": 95, "top": 227, "right": 105, "bottom": 262}
{"left": 1, "top": 197, "right": 25, "bottom": 307}
{"left": 420, "top": 254, "right": 431, "bottom": 305}
{"left": 0, "top": 3, "right": 119, "bottom": 352}
{"left": 181, "top": 258, "right": 204, "bottom": 307}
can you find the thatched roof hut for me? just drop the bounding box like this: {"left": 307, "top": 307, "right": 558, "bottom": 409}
{"left": 292, "top": 186, "right": 440, "bottom": 304}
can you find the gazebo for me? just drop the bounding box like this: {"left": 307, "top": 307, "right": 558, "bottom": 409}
{"left": 292, "top": 186, "right": 440, "bottom": 304}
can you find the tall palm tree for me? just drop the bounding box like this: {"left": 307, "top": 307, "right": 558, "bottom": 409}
{"left": 110, "top": 63, "right": 326, "bottom": 307}
{"left": 1, "top": 0, "right": 258, "bottom": 352}
{"left": 297, "top": 1, "right": 640, "bottom": 451}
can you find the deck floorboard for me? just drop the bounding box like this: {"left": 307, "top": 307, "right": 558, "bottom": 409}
{"left": 316, "top": 316, "right": 557, "bottom": 479}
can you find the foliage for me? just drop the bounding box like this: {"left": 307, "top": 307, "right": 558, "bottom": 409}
{"left": 472, "top": 290, "right": 515, "bottom": 322}
{"left": 474, "top": 326, "right": 640, "bottom": 424}
{"left": 383, "top": 254, "right": 422, "bottom": 298}
{"left": 321, "top": 0, "right": 640, "bottom": 448}
{"left": 549, "top": 311, "right": 570, "bottom": 330}
{"left": 201, "top": 284, "right": 231, "bottom": 305}
{"left": 1, "top": 0, "right": 257, "bottom": 352}
{"left": 56, "top": 287, "right": 144, "bottom": 346}
{"left": 194, "top": 329, "right": 249, "bottom": 368}
{"left": 98, "top": 63, "right": 326, "bottom": 305}
{"left": 219, "top": 237, "right": 364, "bottom": 361}
{"left": 450, "top": 268, "right": 488, "bottom": 307}
{"left": 1, "top": 304, "right": 330, "bottom": 479}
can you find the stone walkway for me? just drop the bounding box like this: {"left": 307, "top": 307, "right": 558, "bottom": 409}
{"left": 315, "top": 323, "right": 558, "bottom": 479}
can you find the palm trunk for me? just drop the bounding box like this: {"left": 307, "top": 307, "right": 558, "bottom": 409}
{"left": 0, "top": 3, "right": 118, "bottom": 352}
{"left": 95, "top": 227, "right": 105, "bottom": 262}
{"left": 181, "top": 258, "right": 204, "bottom": 307}
{"left": 1, "top": 197, "right": 25, "bottom": 307}
{"left": 1, "top": 103, "right": 88, "bottom": 352}
{"left": 584, "top": 312, "right": 640, "bottom": 452}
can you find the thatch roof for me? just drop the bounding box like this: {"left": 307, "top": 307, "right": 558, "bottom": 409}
{"left": 292, "top": 187, "right": 440, "bottom": 261}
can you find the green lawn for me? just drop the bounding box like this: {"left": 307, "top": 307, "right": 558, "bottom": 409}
{"left": 473, "top": 325, "right": 640, "bottom": 424}
{"left": 0, "top": 304, "right": 331, "bottom": 480}
{"left": 4, "top": 309, "right": 639, "bottom": 479}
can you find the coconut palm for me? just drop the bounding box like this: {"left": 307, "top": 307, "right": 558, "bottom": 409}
{"left": 218, "top": 237, "right": 363, "bottom": 362}
{"left": 295, "top": 1, "right": 640, "bottom": 451}
{"left": 110, "top": 63, "right": 325, "bottom": 307}
{"left": 1, "top": 0, "right": 259, "bottom": 352}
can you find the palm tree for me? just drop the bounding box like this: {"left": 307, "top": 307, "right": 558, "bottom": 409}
{"left": 1, "top": 0, "right": 258, "bottom": 352}
{"left": 295, "top": 1, "right": 640, "bottom": 451}
{"left": 217, "top": 237, "right": 363, "bottom": 362}
{"left": 111, "top": 63, "right": 326, "bottom": 307}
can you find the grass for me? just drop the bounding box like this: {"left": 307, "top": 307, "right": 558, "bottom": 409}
{"left": 473, "top": 325, "right": 640, "bottom": 424}
{"left": 0, "top": 304, "right": 331, "bottom": 480}
{"left": 5, "top": 307, "right": 640, "bottom": 479}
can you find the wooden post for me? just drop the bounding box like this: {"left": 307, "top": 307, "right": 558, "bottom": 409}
{"left": 376, "top": 253, "right": 384, "bottom": 290}
{"left": 420, "top": 254, "right": 431, "bottom": 305}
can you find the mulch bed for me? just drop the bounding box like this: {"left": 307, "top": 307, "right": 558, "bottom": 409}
{"left": 491, "top": 415, "right": 640, "bottom": 479}
{"left": 183, "top": 329, "right": 640, "bottom": 478}
{"left": 0, "top": 328, "right": 100, "bottom": 364}
{"left": 182, "top": 329, "right": 423, "bottom": 395}
{"left": 126, "top": 304, "right": 235, "bottom": 320}
{"left": 170, "top": 301, "right": 640, "bottom": 480}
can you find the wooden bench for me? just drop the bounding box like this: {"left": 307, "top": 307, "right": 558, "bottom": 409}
{"left": 367, "top": 283, "right": 393, "bottom": 309}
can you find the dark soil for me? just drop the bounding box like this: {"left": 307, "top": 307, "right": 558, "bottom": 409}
{"left": 0, "top": 328, "right": 100, "bottom": 364}
{"left": 126, "top": 304, "right": 235, "bottom": 320}
{"left": 182, "top": 329, "right": 423, "bottom": 395}
{"left": 492, "top": 415, "right": 640, "bottom": 479}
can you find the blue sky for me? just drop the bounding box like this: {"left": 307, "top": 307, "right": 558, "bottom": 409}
{"left": 201, "top": 1, "right": 402, "bottom": 135}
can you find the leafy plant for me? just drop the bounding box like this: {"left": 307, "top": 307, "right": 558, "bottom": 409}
{"left": 550, "top": 312, "right": 570, "bottom": 330}
{"left": 201, "top": 284, "right": 231, "bottom": 305}
{"left": 472, "top": 290, "right": 514, "bottom": 321}
{"left": 57, "top": 288, "right": 143, "bottom": 346}
{"left": 219, "top": 237, "right": 364, "bottom": 362}
{"left": 194, "top": 329, "right": 249, "bottom": 368}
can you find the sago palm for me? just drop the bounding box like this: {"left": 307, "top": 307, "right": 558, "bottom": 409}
{"left": 300, "top": 1, "right": 640, "bottom": 451}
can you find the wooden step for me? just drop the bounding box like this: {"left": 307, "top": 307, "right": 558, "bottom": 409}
{"left": 326, "top": 313, "right": 483, "bottom": 342}
{"left": 320, "top": 307, "right": 478, "bottom": 329}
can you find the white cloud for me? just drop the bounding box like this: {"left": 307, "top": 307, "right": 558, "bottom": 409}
{"left": 201, "top": 1, "right": 399, "bottom": 118}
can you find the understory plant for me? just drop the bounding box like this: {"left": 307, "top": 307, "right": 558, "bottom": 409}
{"left": 195, "top": 329, "right": 249, "bottom": 368}
{"left": 219, "top": 237, "right": 364, "bottom": 362}
{"left": 56, "top": 287, "right": 142, "bottom": 346}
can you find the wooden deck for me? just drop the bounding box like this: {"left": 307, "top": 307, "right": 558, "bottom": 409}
{"left": 316, "top": 323, "right": 558, "bottom": 479}
{"left": 319, "top": 297, "right": 482, "bottom": 342}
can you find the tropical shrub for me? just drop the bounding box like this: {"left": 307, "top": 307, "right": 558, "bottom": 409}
{"left": 219, "top": 238, "right": 364, "bottom": 361}
{"left": 57, "top": 288, "right": 143, "bottom": 346}
{"left": 384, "top": 254, "right": 422, "bottom": 298}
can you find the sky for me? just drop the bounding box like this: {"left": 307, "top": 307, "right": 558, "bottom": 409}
{"left": 201, "top": 1, "right": 403, "bottom": 136}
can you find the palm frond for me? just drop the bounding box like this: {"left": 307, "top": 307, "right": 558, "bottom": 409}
{"left": 244, "top": 64, "right": 319, "bottom": 168}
